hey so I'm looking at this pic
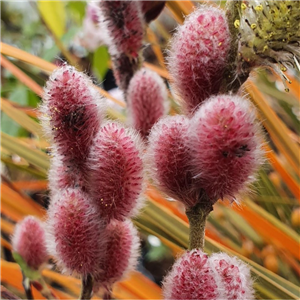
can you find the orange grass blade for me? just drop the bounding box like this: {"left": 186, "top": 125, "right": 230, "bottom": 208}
{"left": 1, "top": 98, "right": 44, "bottom": 137}
{"left": 1, "top": 98, "right": 38, "bottom": 118}
{"left": 166, "top": 2, "right": 184, "bottom": 24}
{"left": 144, "top": 62, "right": 171, "bottom": 80}
{"left": 147, "top": 27, "right": 167, "bottom": 70}
{"left": 246, "top": 80, "right": 300, "bottom": 171}
{"left": 1, "top": 184, "right": 45, "bottom": 218}
{"left": 1, "top": 260, "right": 74, "bottom": 300}
{"left": 229, "top": 201, "right": 300, "bottom": 260}
{"left": 11, "top": 180, "right": 48, "bottom": 192}
{"left": 1, "top": 42, "right": 55, "bottom": 74}
{"left": 1, "top": 202, "right": 24, "bottom": 222}
{"left": 1, "top": 238, "right": 12, "bottom": 250}
{"left": 1, "top": 55, "right": 43, "bottom": 96}
{"left": 265, "top": 146, "right": 300, "bottom": 201}
{"left": 1, "top": 43, "right": 125, "bottom": 108}
{"left": 2, "top": 260, "right": 161, "bottom": 299}
{"left": 1, "top": 219, "right": 14, "bottom": 235}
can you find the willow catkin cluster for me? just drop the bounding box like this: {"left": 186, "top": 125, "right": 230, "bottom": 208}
{"left": 147, "top": 95, "right": 264, "bottom": 208}
{"left": 163, "top": 249, "right": 254, "bottom": 300}
{"left": 38, "top": 64, "right": 144, "bottom": 293}
{"left": 235, "top": 0, "right": 300, "bottom": 91}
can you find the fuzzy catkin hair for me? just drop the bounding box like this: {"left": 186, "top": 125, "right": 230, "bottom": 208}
{"left": 210, "top": 252, "right": 255, "bottom": 300}
{"left": 127, "top": 68, "right": 169, "bottom": 139}
{"left": 46, "top": 188, "right": 107, "bottom": 278}
{"left": 162, "top": 249, "right": 255, "bottom": 300}
{"left": 12, "top": 216, "right": 48, "bottom": 270}
{"left": 87, "top": 122, "right": 145, "bottom": 221}
{"left": 147, "top": 115, "right": 199, "bottom": 208}
{"left": 48, "top": 148, "right": 85, "bottom": 195}
{"left": 189, "top": 95, "right": 265, "bottom": 203}
{"left": 98, "top": 0, "right": 144, "bottom": 58}
{"left": 40, "top": 64, "right": 105, "bottom": 171}
{"left": 168, "top": 6, "right": 231, "bottom": 114}
{"left": 163, "top": 250, "right": 218, "bottom": 300}
{"left": 94, "top": 219, "right": 140, "bottom": 292}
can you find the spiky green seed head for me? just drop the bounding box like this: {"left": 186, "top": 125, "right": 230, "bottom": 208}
{"left": 235, "top": 0, "right": 300, "bottom": 91}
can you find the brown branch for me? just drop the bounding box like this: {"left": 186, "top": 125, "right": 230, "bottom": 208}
{"left": 80, "top": 274, "right": 93, "bottom": 300}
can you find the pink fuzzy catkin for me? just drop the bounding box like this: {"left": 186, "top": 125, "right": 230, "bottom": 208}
{"left": 12, "top": 216, "right": 48, "bottom": 270}
{"left": 163, "top": 249, "right": 218, "bottom": 300}
{"left": 127, "top": 68, "right": 168, "bottom": 138}
{"left": 210, "top": 252, "right": 254, "bottom": 300}
{"left": 94, "top": 219, "right": 140, "bottom": 292}
{"left": 168, "top": 6, "right": 231, "bottom": 114}
{"left": 147, "top": 115, "right": 199, "bottom": 207}
{"left": 163, "top": 249, "right": 254, "bottom": 300}
{"left": 40, "top": 64, "right": 104, "bottom": 170}
{"left": 46, "top": 188, "right": 107, "bottom": 277}
{"left": 189, "top": 95, "right": 264, "bottom": 202}
{"left": 98, "top": 1, "right": 144, "bottom": 57}
{"left": 87, "top": 122, "right": 144, "bottom": 221}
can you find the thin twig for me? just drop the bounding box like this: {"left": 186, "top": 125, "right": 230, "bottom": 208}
{"left": 80, "top": 274, "right": 93, "bottom": 300}
{"left": 22, "top": 272, "right": 34, "bottom": 300}
{"left": 186, "top": 196, "right": 213, "bottom": 251}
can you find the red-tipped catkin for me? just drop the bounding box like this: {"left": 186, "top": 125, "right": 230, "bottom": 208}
{"left": 40, "top": 64, "right": 105, "bottom": 169}
{"left": 168, "top": 6, "right": 231, "bottom": 114}
{"left": 98, "top": 1, "right": 144, "bottom": 57}
{"left": 163, "top": 249, "right": 254, "bottom": 300}
{"left": 87, "top": 122, "right": 144, "bottom": 221}
{"left": 147, "top": 115, "right": 199, "bottom": 208}
{"left": 127, "top": 68, "right": 168, "bottom": 138}
{"left": 189, "top": 95, "right": 264, "bottom": 202}
{"left": 210, "top": 252, "right": 255, "bottom": 300}
{"left": 12, "top": 216, "right": 48, "bottom": 270}
{"left": 47, "top": 188, "right": 107, "bottom": 277}
{"left": 163, "top": 249, "right": 218, "bottom": 300}
{"left": 94, "top": 219, "right": 140, "bottom": 292}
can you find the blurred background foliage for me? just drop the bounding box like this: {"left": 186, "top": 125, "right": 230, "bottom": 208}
{"left": 1, "top": 1, "right": 299, "bottom": 299}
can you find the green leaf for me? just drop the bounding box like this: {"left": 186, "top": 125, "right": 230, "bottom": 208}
{"left": 37, "top": 1, "right": 66, "bottom": 38}
{"left": 12, "top": 252, "right": 41, "bottom": 280}
{"left": 93, "top": 46, "right": 109, "bottom": 81}
{"left": 67, "top": 1, "right": 86, "bottom": 23}
{"left": 1, "top": 132, "right": 49, "bottom": 173}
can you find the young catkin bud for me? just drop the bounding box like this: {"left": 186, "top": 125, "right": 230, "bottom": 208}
{"left": 47, "top": 188, "right": 107, "bottom": 277}
{"left": 168, "top": 6, "right": 231, "bottom": 114}
{"left": 189, "top": 95, "right": 264, "bottom": 203}
{"left": 163, "top": 249, "right": 254, "bottom": 300}
{"left": 147, "top": 115, "right": 199, "bottom": 208}
{"left": 235, "top": 0, "right": 300, "bottom": 91}
{"left": 127, "top": 68, "right": 168, "bottom": 139}
{"left": 98, "top": 0, "right": 144, "bottom": 58}
{"left": 40, "top": 64, "right": 105, "bottom": 169}
{"left": 87, "top": 122, "right": 144, "bottom": 221}
{"left": 94, "top": 219, "right": 140, "bottom": 292}
{"left": 12, "top": 216, "right": 48, "bottom": 270}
